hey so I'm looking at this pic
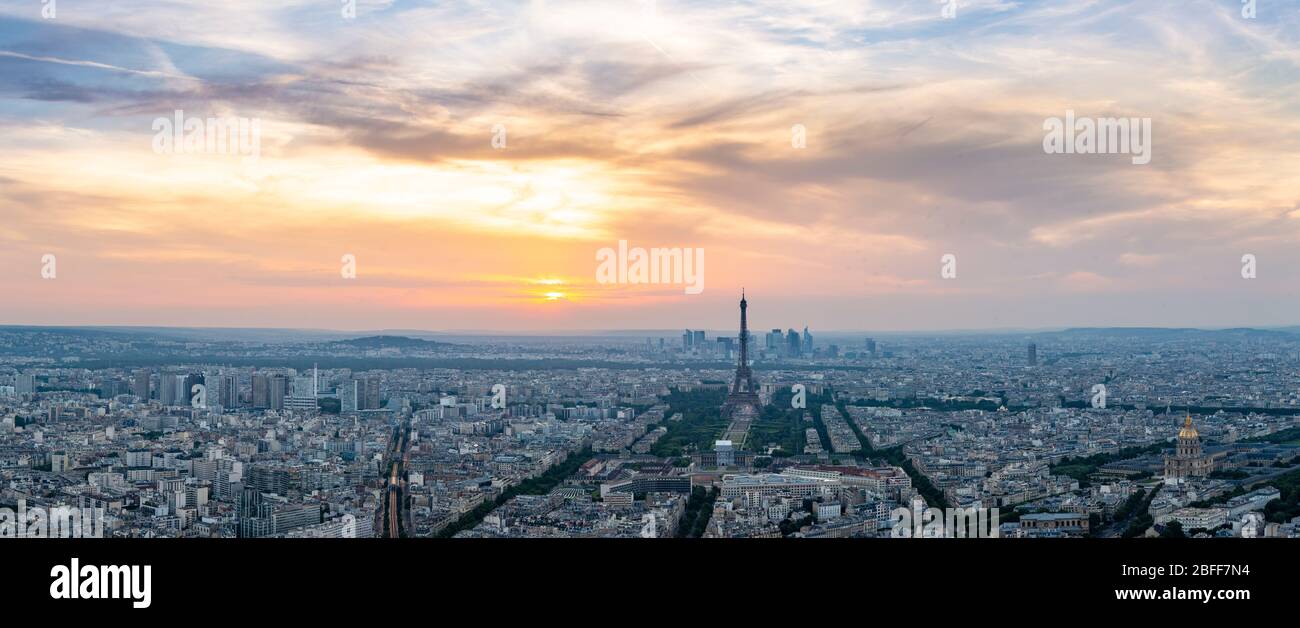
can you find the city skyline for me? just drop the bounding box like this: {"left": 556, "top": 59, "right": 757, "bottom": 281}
{"left": 3, "top": 310, "right": 1298, "bottom": 542}
{"left": 14, "top": 319, "right": 1300, "bottom": 336}
{"left": 3, "top": 1, "right": 1300, "bottom": 331}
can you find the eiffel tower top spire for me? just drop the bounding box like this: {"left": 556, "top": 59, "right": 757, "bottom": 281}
{"left": 737, "top": 291, "right": 750, "bottom": 367}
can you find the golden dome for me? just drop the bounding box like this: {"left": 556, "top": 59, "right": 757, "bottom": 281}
{"left": 1178, "top": 414, "right": 1198, "bottom": 439}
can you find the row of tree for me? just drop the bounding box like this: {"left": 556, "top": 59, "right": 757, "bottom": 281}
{"left": 675, "top": 486, "right": 719, "bottom": 538}
{"left": 434, "top": 447, "right": 595, "bottom": 538}
{"left": 650, "top": 387, "right": 730, "bottom": 457}
{"left": 835, "top": 398, "right": 951, "bottom": 509}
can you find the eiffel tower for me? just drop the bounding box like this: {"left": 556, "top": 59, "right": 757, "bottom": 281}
{"left": 721, "top": 291, "right": 761, "bottom": 419}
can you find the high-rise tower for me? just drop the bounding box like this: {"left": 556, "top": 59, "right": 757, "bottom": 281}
{"left": 721, "top": 291, "right": 762, "bottom": 419}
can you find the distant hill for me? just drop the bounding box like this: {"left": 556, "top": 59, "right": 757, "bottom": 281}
{"left": 1053, "top": 327, "right": 1297, "bottom": 338}
{"left": 326, "top": 335, "right": 457, "bottom": 350}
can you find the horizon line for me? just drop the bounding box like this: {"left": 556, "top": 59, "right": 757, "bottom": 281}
{"left": 2, "top": 323, "right": 1298, "bottom": 337}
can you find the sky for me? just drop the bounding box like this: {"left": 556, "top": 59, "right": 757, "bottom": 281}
{"left": 0, "top": 0, "right": 1298, "bottom": 332}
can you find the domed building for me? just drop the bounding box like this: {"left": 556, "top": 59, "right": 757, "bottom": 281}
{"left": 1163, "top": 415, "right": 1214, "bottom": 482}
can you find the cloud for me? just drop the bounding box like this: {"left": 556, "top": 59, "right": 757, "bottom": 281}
{"left": 1, "top": 1, "right": 1299, "bottom": 329}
